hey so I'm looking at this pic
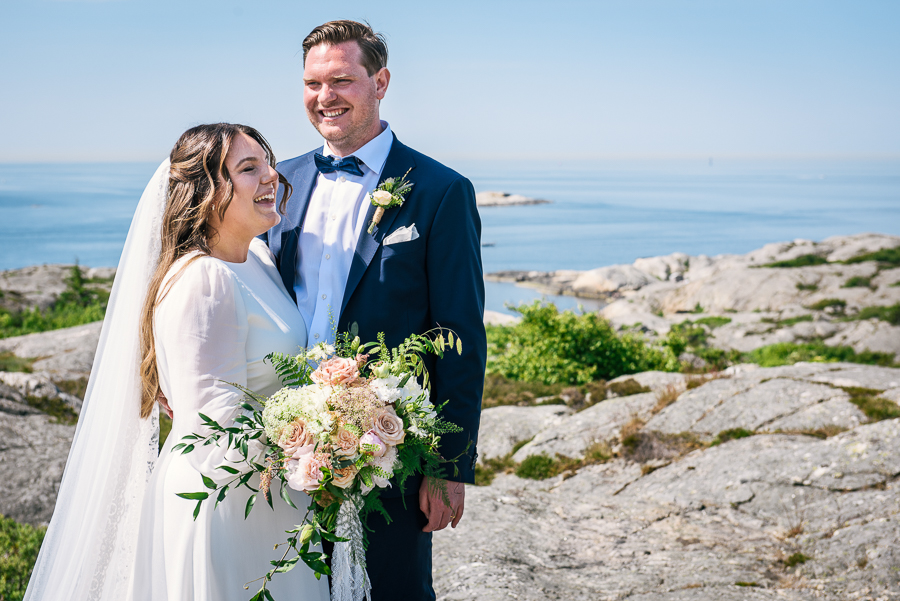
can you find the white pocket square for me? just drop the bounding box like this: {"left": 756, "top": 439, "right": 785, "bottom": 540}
{"left": 383, "top": 224, "right": 419, "bottom": 246}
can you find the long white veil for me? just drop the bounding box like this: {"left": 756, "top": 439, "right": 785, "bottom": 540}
{"left": 24, "top": 160, "right": 170, "bottom": 601}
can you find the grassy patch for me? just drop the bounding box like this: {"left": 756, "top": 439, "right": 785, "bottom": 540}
{"left": 0, "top": 514, "right": 46, "bottom": 601}
{"left": 652, "top": 383, "right": 681, "bottom": 414}
{"left": 694, "top": 316, "right": 732, "bottom": 328}
{"left": 0, "top": 352, "right": 35, "bottom": 373}
{"left": 849, "top": 395, "right": 900, "bottom": 421}
{"left": 796, "top": 282, "right": 819, "bottom": 292}
{"left": 850, "top": 303, "right": 900, "bottom": 326}
{"left": 711, "top": 428, "right": 754, "bottom": 446}
{"left": 481, "top": 373, "right": 565, "bottom": 409}
{"left": 761, "top": 314, "right": 814, "bottom": 328}
{"left": 785, "top": 552, "right": 810, "bottom": 568}
{"left": 762, "top": 254, "right": 828, "bottom": 268}
{"left": 513, "top": 441, "right": 613, "bottom": 481}
{"left": 746, "top": 342, "right": 897, "bottom": 368}
{"left": 608, "top": 378, "right": 651, "bottom": 397}
{"left": 844, "top": 246, "right": 900, "bottom": 267}
{"left": 806, "top": 298, "right": 846, "bottom": 315}
{"left": 55, "top": 377, "right": 88, "bottom": 400}
{"left": 843, "top": 276, "right": 872, "bottom": 289}
{"left": 735, "top": 582, "right": 760, "bottom": 587}
{"left": 24, "top": 395, "right": 78, "bottom": 425}
{"left": 0, "top": 265, "right": 108, "bottom": 340}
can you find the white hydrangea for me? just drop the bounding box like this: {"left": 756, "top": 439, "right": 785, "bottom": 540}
{"left": 261, "top": 384, "right": 329, "bottom": 441}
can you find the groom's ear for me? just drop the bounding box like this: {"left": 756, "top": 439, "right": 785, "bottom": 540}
{"left": 375, "top": 67, "right": 391, "bottom": 100}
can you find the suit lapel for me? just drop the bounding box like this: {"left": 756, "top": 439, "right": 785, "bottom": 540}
{"left": 275, "top": 152, "right": 320, "bottom": 298}
{"left": 340, "top": 136, "right": 417, "bottom": 316}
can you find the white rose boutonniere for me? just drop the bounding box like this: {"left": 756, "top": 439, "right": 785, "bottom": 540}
{"left": 366, "top": 168, "right": 413, "bottom": 234}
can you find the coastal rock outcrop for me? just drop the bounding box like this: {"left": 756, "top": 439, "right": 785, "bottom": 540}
{"left": 476, "top": 191, "right": 551, "bottom": 207}
{"left": 434, "top": 362, "right": 900, "bottom": 600}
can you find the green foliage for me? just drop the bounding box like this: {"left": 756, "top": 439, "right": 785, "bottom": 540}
{"left": 735, "top": 582, "right": 760, "bottom": 587}
{"left": 0, "top": 514, "right": 46, "bottom": 601}
{"left": 694, "top": 316, "right": 732, "bottom": 328}
{"left": 806, "top": 298, "right": 846, "bottom": 315}
{"left": 0, "top": 352, "right": 35, "bottom": 373}
{"left": 691, "top": 303, "right": 704, "bottom": 314}
{"left": 711, "top": 428, "right": 754, "bottom": 446}
{"left": 851, "top": 304, "right": 900, "bottom": 326}
{"left": 785, "top": 552, "right": 810, "bottom": 568}
{"left": 760, "top": 314, "right": 813, "bottom": 328}
{"left": 0, "top": 264, "right": 109, "bottom": 340}
{"left": 487, "top": 302, "right": 679, "bottom": 386}
{"left": 159, "top": 413, "right": 173, "bottom": 450}
{"left": 844, "top": 246, "right": 900, "bottom": 267}
{"left": 796, "top": 282, "right": 819, "bottom": 291}
{"left": 761, "top": 254, "right": 828, "bottom": 268}
{"left": 843, "top": 276, "right": 872, "bottom": 289}
{"left": 515, "top": 454, "right": 557, "bottom": 480}
{"left": 747, "top": 342, "right": 897, "bottom": 368}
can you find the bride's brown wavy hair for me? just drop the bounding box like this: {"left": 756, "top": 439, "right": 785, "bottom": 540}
{"left": 139, "top": 123, "right": 291, "bottom": 419}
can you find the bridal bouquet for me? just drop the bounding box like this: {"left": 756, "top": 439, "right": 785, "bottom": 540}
{"left": 175, "top": 329, "right": 463, "bottom": 601}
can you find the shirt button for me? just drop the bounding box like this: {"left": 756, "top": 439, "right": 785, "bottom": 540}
{"left": 325, "top": 254, "right": 331, "bottom": 260}
{"left": 339, "top": 176, "right": 346, "bottom": 183}
{"left": 322, "top": 294, "right": 327, "bottom": 300}
{"left": 331, "top": 214, "right": 337, "bottom": 220}
{"left": 314, "top": 333, "right": 319, "bottom": 339}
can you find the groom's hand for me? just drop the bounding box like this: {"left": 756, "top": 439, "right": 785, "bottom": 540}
{"left": 419, "top": 477, "right": 465, "bottom": 532}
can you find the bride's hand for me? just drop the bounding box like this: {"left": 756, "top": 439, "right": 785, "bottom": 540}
{"left": 157, "top": 391, "right": 174, "bottom": 419}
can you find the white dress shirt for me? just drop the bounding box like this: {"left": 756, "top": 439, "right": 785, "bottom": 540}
{"left": 294, "top": 121, "right": 393, "bottom": 345}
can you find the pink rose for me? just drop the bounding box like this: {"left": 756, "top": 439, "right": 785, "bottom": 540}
{"left": 373, "top": 406, "right": 406, "bottom": 446}
{"left": 333, "top": 427, "right": 360, "bottom": 457}
{"left": 278, "top": 418, "right": 315, "bottom": 456}
{"left": 359, "top": 431, "right": 386, "bottom": 458}
{"left": 331, "top": 465, "right": 358, "bottom": 489}
{"left": 285, "top": 452, "right": 331, "bottom": 492}
{"left": 311, "top": 357, "right": 361, "bottom": 387}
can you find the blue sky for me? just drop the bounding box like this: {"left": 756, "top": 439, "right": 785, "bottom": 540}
{"left": 1, "top": 0, "right": 898, "bottom": 162}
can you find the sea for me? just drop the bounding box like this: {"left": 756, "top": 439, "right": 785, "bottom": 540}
{"left": 1, "top": 158, "right": 899, "bottom": 316}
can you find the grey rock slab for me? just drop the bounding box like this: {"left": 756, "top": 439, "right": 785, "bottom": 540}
{"left": 764, "top": 397, "right": 865, "bottom": 433}
{"left": 0, "top": 371, "right": 83, "bottom": 412}
{"left": 645, "top": 377, "right": 755, "bottom": 436}
{"left": 512, "top": 393, "right": 658, "bottom": 461}
{"left": 688, "top": 379, "right": 842, "bottom": 441}
{"left": 477, "top": 404, "right": 572, "bottom": 462}
{"left": 0, "top": 264, "right": 74, "bottom": 312}
{"left": 0, "top": 321, "right": 102, "bottom": 380}
{"left": 824, "top": 320, "right": 900, "bottom": 361}
{"left": 608, "top": 370, "right": 687, "bottom": 393}
{"left": 0, "top": 410, "right": 75, "bottom": 524}
{"left": 805, "top": 364, "right": 900, "bottom": 392}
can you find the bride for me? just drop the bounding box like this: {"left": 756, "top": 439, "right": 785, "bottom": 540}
{"left": 25, "top": 124, "right": 330, "bottom": 601}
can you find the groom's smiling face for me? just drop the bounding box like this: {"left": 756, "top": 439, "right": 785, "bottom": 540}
{"left": 303, "top": 41, "right": 390, "bottom": 157}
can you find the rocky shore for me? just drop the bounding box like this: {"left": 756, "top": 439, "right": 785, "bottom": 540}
{"left": 488, "top": 233, "right": 900, "bottom": 362}
{"left": 2, "top": 234, "right": 899, "bottom": 599}
{"left": 476, "top": 191, "right": 552, "bottom": 206}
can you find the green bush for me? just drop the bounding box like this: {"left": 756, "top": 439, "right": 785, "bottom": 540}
{"left": 849, "top": 395, "right": 900, "bottom": 421}
{"left": 760, "top": 314, "right": 813, "bottom": 328}
{"left": 486, "top": 301, "right": 679, "bottom": 386}
{"left": 515, "top": 454, "right": 557, "bottom": 480}
{"left": 694, "top": 316, "right": 732, "bottom": 328}
{"left": 796, "top": 282, "right": 818, "bottom": 291}
{"left": 761, "top": 254, "right": 828, "bottom": 268}
{"left": 806, "top": 298, "right": 846, "bottom": 314}
{"left": 785, "top": 552, "right": 810, "bottom": 568}
{"left": 0, "top": 265, "right": 109, "bottom": 340}
{"left": 0, "top": 515, "right": 46, "bottom": 601}
{"left": 711, "top": 428, "right": 754, "bottom": 446}
{"left": 747, "top": 342, "right": 897, "bottom": 368}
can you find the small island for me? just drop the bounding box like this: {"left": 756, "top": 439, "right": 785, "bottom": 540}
{"left": 475, "top": 191, "right": 552, "bottom": 207}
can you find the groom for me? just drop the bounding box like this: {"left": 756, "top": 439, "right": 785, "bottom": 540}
{"left": 264, "top": 20, "right": 486, "bottom": 600}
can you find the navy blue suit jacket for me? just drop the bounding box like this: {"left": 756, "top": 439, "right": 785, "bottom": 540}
{"left": 263, "top": 134, "right": 486, "bottom": 490}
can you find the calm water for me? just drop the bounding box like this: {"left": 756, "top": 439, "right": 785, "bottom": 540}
{"left": 2, "top": 159, "right": 898, "bottom": 315}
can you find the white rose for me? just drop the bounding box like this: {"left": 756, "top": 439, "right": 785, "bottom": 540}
{"left": 371, "top": 190, "right": 393, "bottom": 206}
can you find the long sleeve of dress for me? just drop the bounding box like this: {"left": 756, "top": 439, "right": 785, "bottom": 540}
{"left": 154, "top": 257, "right": 252, "bottom": 484}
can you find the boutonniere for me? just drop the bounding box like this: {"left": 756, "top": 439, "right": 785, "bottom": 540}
{"left": 367, "top": 168, "right": 414, "bottom": 234}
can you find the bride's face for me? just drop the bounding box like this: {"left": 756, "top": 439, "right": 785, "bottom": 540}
{"left": 216, "top": 132, "right": 281, "bottom": 241}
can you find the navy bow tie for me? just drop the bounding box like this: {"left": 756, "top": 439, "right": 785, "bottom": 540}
{"left": 314, "top": 153, "right": 365, "bottom": 177}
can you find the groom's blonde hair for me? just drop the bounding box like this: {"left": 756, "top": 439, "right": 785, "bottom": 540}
{"left": 138, "top": 123, "right": 290, "bottom": 419}
{"left": 302, "top": 20, "right": 388, "bottom": 76}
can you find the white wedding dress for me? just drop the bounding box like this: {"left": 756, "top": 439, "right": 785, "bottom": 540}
{"left": 132, "top": 238, "right": 330, "bottom": 601}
